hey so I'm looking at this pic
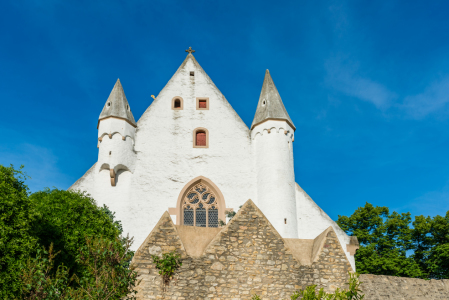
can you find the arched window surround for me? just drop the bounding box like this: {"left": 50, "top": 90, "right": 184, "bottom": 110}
{"left": 193, "top": 127, "right": 209, "bottom": 148}
{"left": 171, "top": 176, "right": 227, "bottom": 226}
{"left": 171, "top": 96, "right": 184, "bottom": 110}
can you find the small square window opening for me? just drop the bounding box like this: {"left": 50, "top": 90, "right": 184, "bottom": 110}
{"left": 190, "top": 71, "right": 194, "bottom": 76}
{"left": 196, "top": 97, "right": 209, "bottom": 110}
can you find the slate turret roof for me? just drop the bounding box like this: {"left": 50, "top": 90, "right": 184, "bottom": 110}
{"left": 251, "top": 70, "right": 295, "bottom": 130}
{"left": 98, "top": 79, "right": 137, "bottom": 128}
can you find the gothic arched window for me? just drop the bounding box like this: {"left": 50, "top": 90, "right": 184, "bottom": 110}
{"left": 182, "top": 182, "right": 219, "bottom": 227}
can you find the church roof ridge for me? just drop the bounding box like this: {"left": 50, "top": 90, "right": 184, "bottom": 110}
{"left": 98, "top": 79, "right": 137, "bottom": 128}
{"left": 251, "top": 69, "right": 295, "bottom": 130}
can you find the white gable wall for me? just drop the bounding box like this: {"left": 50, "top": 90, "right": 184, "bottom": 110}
{"left": 118, "top": 56, "right": 255, "bottom": 247}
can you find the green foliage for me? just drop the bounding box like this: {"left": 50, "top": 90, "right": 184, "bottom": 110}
{"left": 426, "top": 243, "right": 449, "bottom": 279}
{"left": 0, "top": 164, "right": 138, "bottom": 299}
{"left": 226, "top": 209, "right": 237, "bottom": 219}
{"left": 151, "top": 251, "right": 182, "bottom": 290}
{"left": 0, "top": 165, "right": 38, "bottom": 299}
{"left": 295, "top": 286, "right": 330, "bottom": 300}
{"left": 72, "top": 235, "right": 138, "bottom": 299}
{"left": 337, "top": 202, "right": 449, "bottom": 279}
{"left": 20, "top": 244, "right": 72, "bottom": 300}
{"left": 252, "top": 273, "right": 364, "bottom": 300}
{"left": 29, "top": 188, "right": 122, "bottom": 278}
{"left": 21, "top": 236, "right": 138, "bottom": 300}
{"left": 337, "top": 272, "right": 365, "bottom": 300}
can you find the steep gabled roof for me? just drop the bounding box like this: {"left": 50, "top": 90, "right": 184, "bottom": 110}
{"left": 98, "top": 79, "right": 137, "bottom": 128}
{"left": 251, "top": 70, "right": 295, "bottom": 130}
{"left": 136, "top": 53, "right": 249, "bottom": 131}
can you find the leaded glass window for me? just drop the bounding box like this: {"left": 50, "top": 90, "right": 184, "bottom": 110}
{"left": 208, "top": 208, "right": 218, "bottom": 227}
{"left": 182, "top": 182, "right": 220, "bottom": 227}
{"left": 184, "top": 207, "right": 194, "bottom": 226}
{"left": 196, "top": 208, "right": 206, "bottom": 227}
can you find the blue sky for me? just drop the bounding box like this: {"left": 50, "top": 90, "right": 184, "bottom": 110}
{"left": 1, "top": 0, "right": 449, "bottom": 220}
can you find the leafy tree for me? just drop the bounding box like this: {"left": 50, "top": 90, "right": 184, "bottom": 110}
{"left": 73, "top": 235, "right": 138, "bottom": 299}
{"left": 338, "top": 202, "right": 449, "bottom": 279}
{"left": 0, "top": 164, "right": 138, "bottom": 299}
{"left": 0, "top": 165, "right": 38, "bottom": 299}
{"left": 413, "top": 211, "right": 449, "bottom": 278}
{"left": 29, "top": 189, "right": 123, "bottom": 279}
{"left": 21, "top": 236, "right": 138, "bottom": 300}
{"left": 20, "top": 244, "right": 72, "bottom": 300}
{"left": 337, "top": 203, "right": 423, "bottom": 278}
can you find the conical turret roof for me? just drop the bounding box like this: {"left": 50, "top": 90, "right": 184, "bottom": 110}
{"left": 251, "top": 70, "right": 295, "bottom": 130}
{"left": 98, "top": 79, "right": 137, "bottom": 128}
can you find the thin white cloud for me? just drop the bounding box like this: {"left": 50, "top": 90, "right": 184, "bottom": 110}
{"left": 325, "top": 58, "right": 397, "bottom": 109}
{"left": 402, "top": 77, "right": 449, "bottom": 119}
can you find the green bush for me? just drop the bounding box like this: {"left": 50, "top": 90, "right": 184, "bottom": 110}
{"left": 0, "top": 165, "right": 38, "bottom": 299}
{"left": 151, "top": 251, "right": 182, "bottom": 291}
{"left": 0, "top": 164, "right": 138, "bottom": 299}
{"left": 29, "top": 188, "right": 122, "bottom": 279}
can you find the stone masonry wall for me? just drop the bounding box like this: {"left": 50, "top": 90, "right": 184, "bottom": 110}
{"left": 360, "top": 274, "right": 449, "bottom": 300}
{"left": 132, "top": 200, "right": 352, "bottom": 300}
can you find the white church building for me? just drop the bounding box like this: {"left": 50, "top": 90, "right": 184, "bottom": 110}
{"left": 69, "top": 49, "right": 357, "bottom": 269}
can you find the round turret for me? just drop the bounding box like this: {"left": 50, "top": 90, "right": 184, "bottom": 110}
{"left": 251, "top": 70, "right": 298, "bottom": 238}
{"left": 97, "top": 79, "right": 137, "bottom": 186}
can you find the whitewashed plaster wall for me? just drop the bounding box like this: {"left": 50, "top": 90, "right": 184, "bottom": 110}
{"left": 77, "top": 55, "right": 256, "bottom": 249}
{"left": 98, "top": 118, "right": 136, "bottom": 141}
{"left": 97, "top": 132, "right": 136, "bottom": 174}
{"left": 251, "top": 120, "right": 297, "bottom": 238}
{"left": 295, "top": 183, "right": 356, "bottom": 270}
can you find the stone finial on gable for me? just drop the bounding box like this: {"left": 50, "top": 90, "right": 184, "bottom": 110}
{"left": 346, "top": 236, "right": 359, "bottom": 256}
{"left": 185, "top": 47, "right": 195, "bottom": 54}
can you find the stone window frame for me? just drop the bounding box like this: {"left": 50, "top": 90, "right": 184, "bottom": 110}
{"left": 193, "top": 127, "right": 209, "bottom": 148}
{"left": 169, "top": 176, "right": 230, "bottom": 226}
{"left": 172, "top": 96, "right": 184, "bottom": 110}
{"left": 196, "top": 97, "right": 209, "bottom": 110}
{"left": 183, "top": 182, "right": 218, "bottom": 227}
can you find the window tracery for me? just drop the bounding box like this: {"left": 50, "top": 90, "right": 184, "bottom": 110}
{"left": 182, "top": 182, "right": 219, "bottom": 227}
